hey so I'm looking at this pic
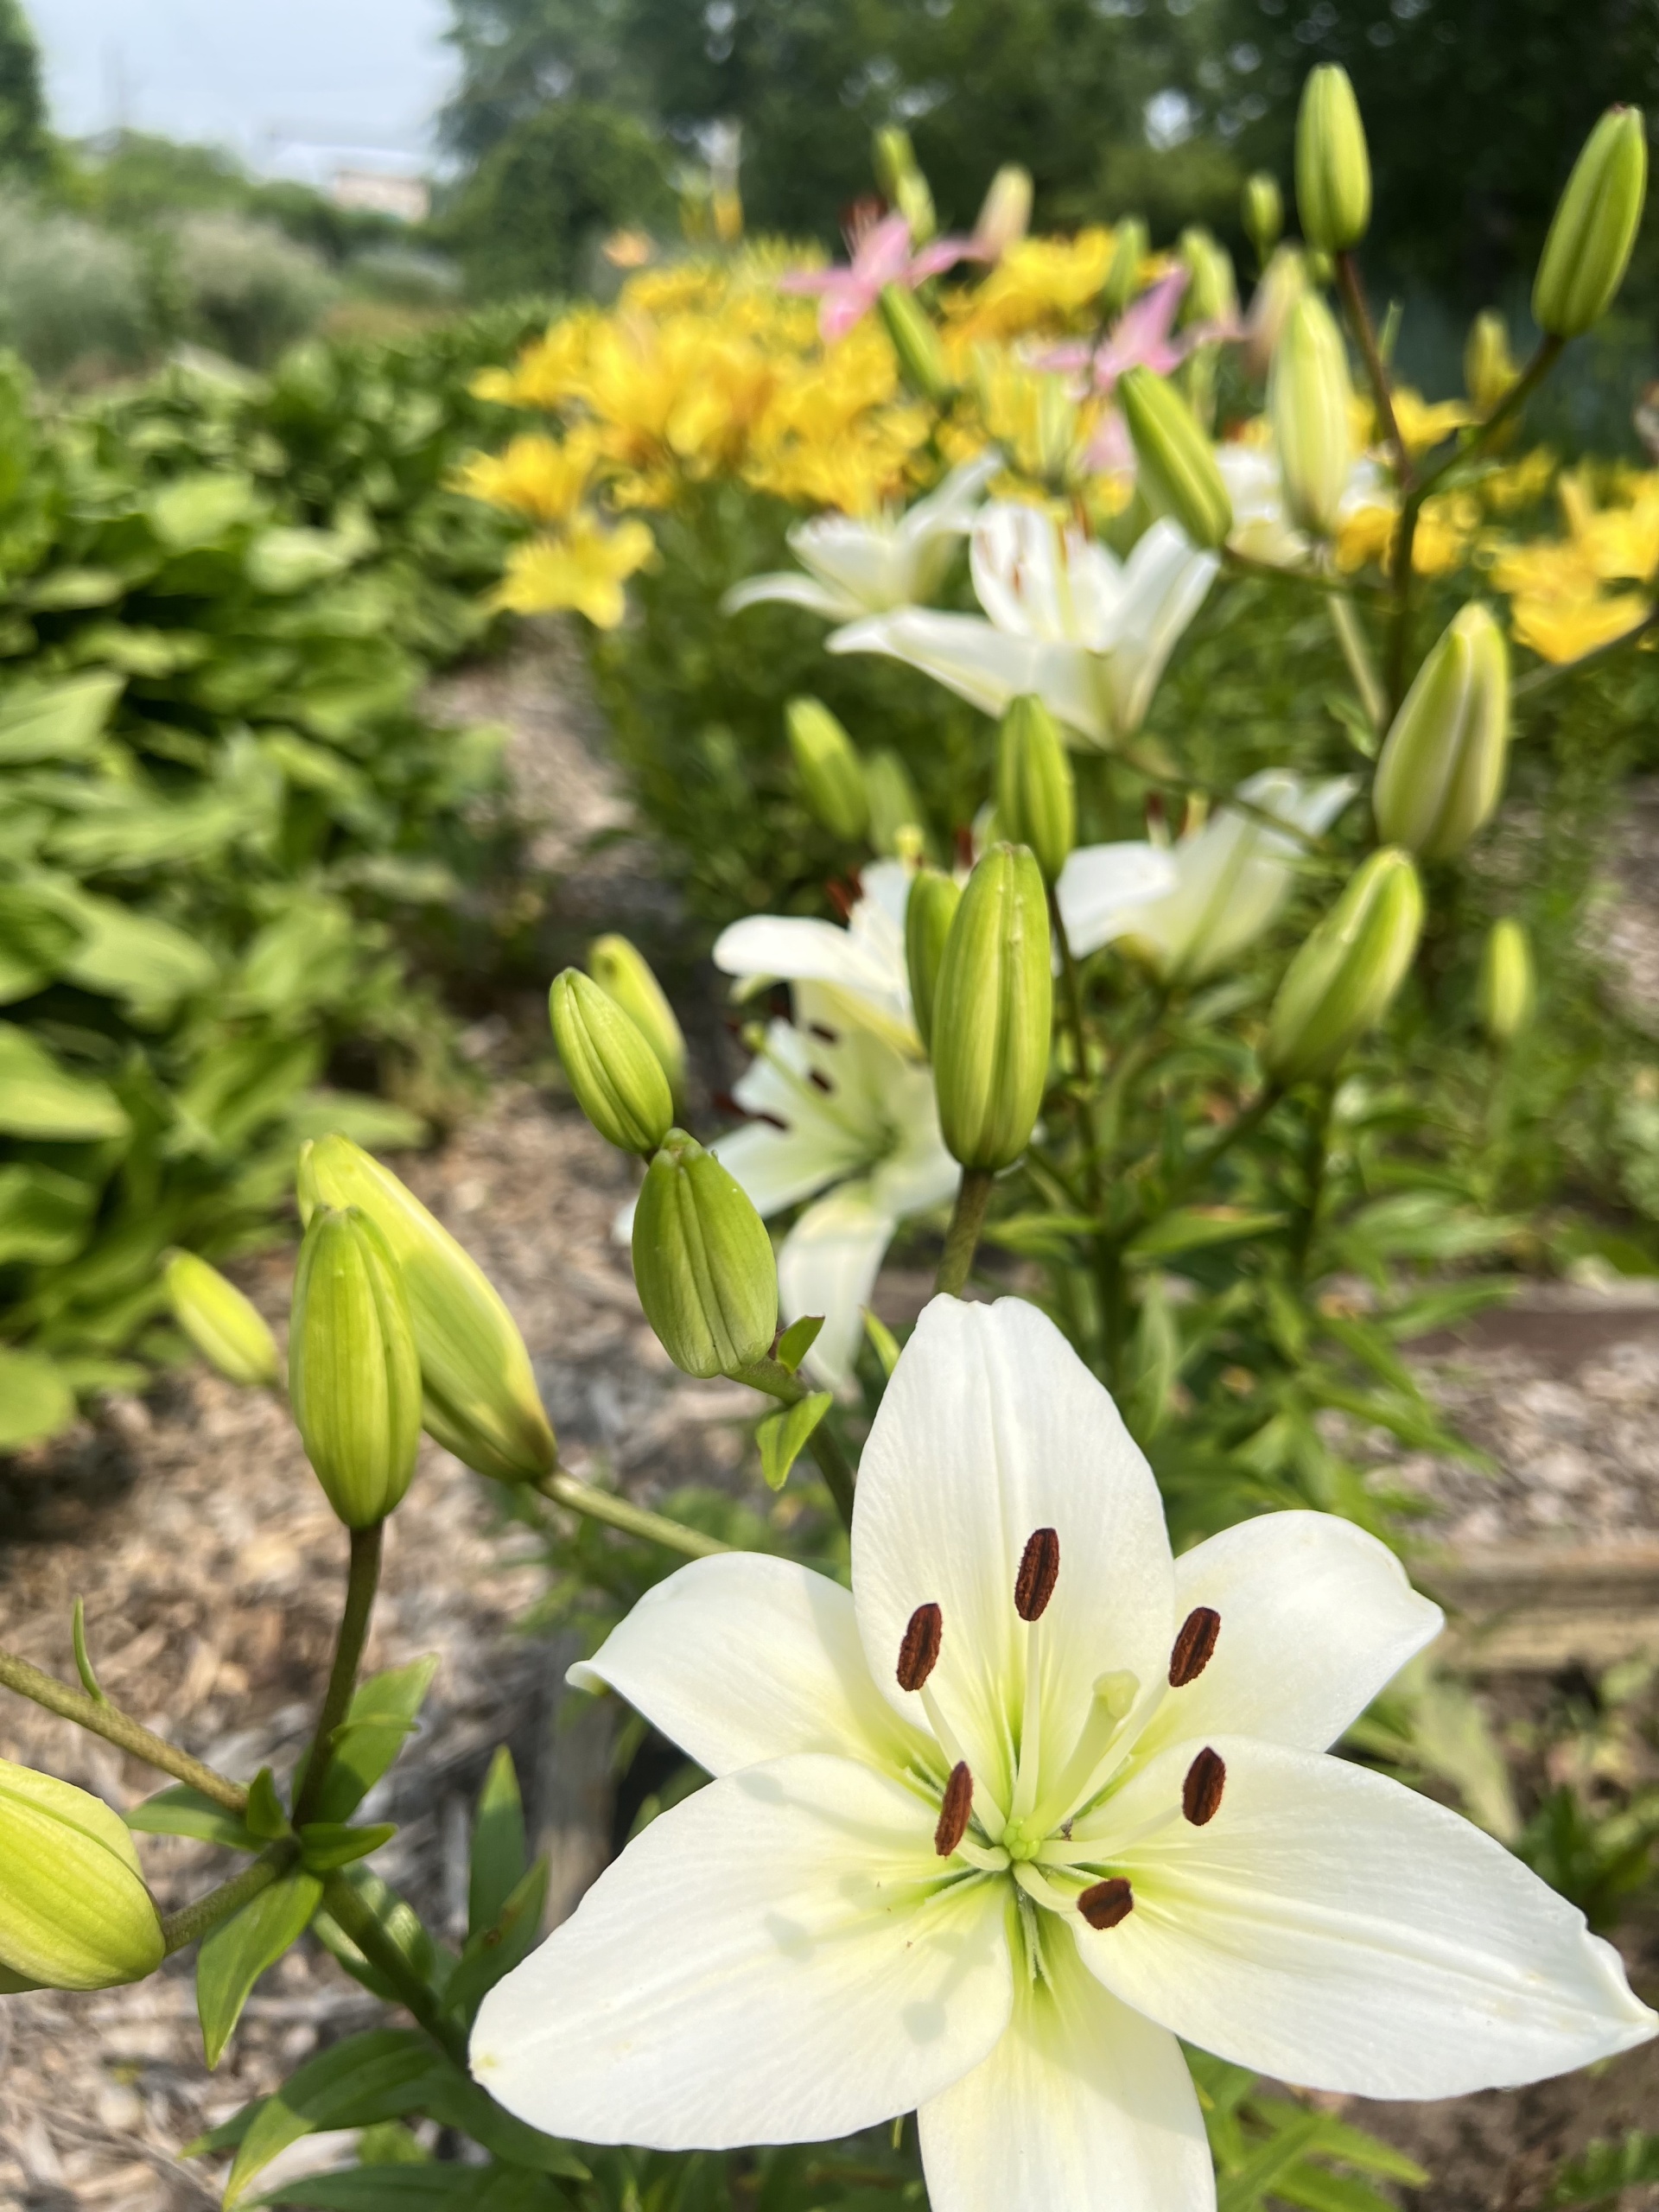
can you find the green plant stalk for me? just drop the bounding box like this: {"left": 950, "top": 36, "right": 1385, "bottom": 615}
{"left": 733, "top": 1355, "right": 857, "bottom": 1531}
{"left": 1051, "top": 895, "right": 1127, "bottom": 1385}
{"left": 1514, "top": 607, "right": 1659, "bottom": 699}
{"left": 1151, "top": 1087, "right": 1281, "bottom": 1219}
{"left": 320, "top": 1870, "right": 469, "bottom": 2068}
{"left": 935, "top": 1166, "right": 995, "bottom": 1298}
{"left": 1290, "top": 1080, "right": 1338, "bottom": 1282}
{"left": 292, "top": 1521, "right": 385, "bottom": 1830}
{"left": 1335, "top": 253, "right": 1412, "bottom": 486}
{"left": 1326, "top": 589, "right": 1386, "bottom": 731}
{"left": 535, "top": 1468, "right": 732, "bottom": 1558}
{"left": 0, "top": 1647, "right": 246, "bottom": 1812}
{"left": 161, "top": 1845, "right": 295, "bottom": 1956}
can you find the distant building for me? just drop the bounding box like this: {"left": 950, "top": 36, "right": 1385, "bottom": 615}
{"left": 330, "top": 169, "right": 429, "bottom": 224}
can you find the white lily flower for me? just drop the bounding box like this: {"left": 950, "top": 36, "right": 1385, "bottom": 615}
{"left": 1058, "top": 767, "right": 1359, "bottom": 979}
{"left": 1217, "top": 442, "right": 1385, "bottom": 569}
{"left": 830, "top": 502, "right": 1218, "bottom": 750}
{"left": 474, "top": 1296, "right": 1654, "bottom": 2209}
{"left": 723, "top": 453, "right": 1002, "bottom": 624}
{"left": 714, "top": 857, "right": 918, "bottom": 1058}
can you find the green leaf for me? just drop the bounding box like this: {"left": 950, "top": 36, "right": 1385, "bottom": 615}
{"left": 126, "top": 1784, "right": 256, "bottom": 1852}
{"left": 246, "top": 527, "right": 358, "bottom": 594}
{"left": 1216, "top": 2111, "right": 1325, "bottom": 2212}
{"left": 1548, "top": 2132, "right": 1659, "bottom": 2208}
{"left": 756, "top": 1391, "right": 832, "bottom": 1492}
{"left": 0, "top": 1164, "right": 98, "bottom": 1266}
{"left": 223, "top": 2029, "right": 441, "bottom": 2207}
{"left": 148, "top": 471, "right": 263, "bottom": 550}
{"left": 23, "top": 569, "right": 125, "bottom": 612}
{"left": 0, "top": 1347, "right": 77, "bottom": 1449}
{"left": 773, "top": 1313, "right": 823, "bottom": 1373}
{"left": 1249, "top": 2100, "right": 1428, "bottom": 2185}
{"left": 1128, "top": 1206, "right": 1287, "bottom": 1262}
{"left": 311, "top": 1867, "right": 446, "bottom": 2005}
{"left": 0, "top": 1022, "right": 129, "bottom": 1139}
{"left": 307, "top": 1656, "right": 440, "bottom": 1824}
{"left": 0, "top": 881, "right": 83, "bottom": 1000}
{"left": 417, "top": 2056, "right": 588, "bottom": 2178}
{"left": 260, "top": 2170, "right": 563, "bottom": 2209}
{"left": 246, "top": 1769, "right": 289, "bottom": 1840}
{"left": 197, "top": 1872, "right": 323, "bottom": 2069}
{"left": 0, "top": 671, "right": 124, "bottom": 762}
{"left": 862, "top": 1306, "right": 901, "bottom": 1378}
{"left": 468, "top": 1746, "right": 527, "bottom": 1939}
{"left": 444, "top": 1857, "right": 549, "bottom": 2021}
{"left": 298, "top": 1822, "right": 397, "bottom": 1872}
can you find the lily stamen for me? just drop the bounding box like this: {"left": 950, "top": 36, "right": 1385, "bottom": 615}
{"left": 1077, "top": 1877, "right": 1135, "bottom": 1930}
{"left": 896, "top": 1602, "right": 942, "bottom": 1691}
{"left": 1014, "top": 1526, "right": 1060, "bottom": 1622}
{"left": 934, "top": 1761, "right": 975, "bottom": 1857}
{"left": 1182, "top": 1746, "right": 1226, "bottom": 1826}
{"left": 1168, "top": 1605, "right": 1221, "bottom": 1687}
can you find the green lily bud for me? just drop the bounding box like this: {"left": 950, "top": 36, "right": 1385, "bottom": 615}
{"left": 1478, "top": 918, "right": 1536, "bottom": 1045}
{"left": 298, "top": 1137, "right": 556, "bottom": 1484}
{"left": 931, "top": 842, "right": 1052, "bottom": 1170}
{"left": 1179, "top": 227, "right": 1237, "bottom": 327}
{"left": 1118, "top": 366, "right": 1232, "bottom": 551}
{"left": 163, "top": 1250, "right": 279, "bottom": 1389}
{"left": 976, "top": 164, "right": 1033, "bottom": 257}
{"left": 1103, "top": 217, "right": 1147, "bottom": 318}
{"left": 1533, "top": 106, "right": 1648, "bottom": 339}
{"left": 632, "top": 1130, "right": 778, "bottom": 1380}
{"left": 786, "top": 696, "right": 868, "bottom": 842}
{"left": 1464, "top": 310, "right": 1516, "bottom": 416}
{"left": 874, "top": 125, "right": 936, "bottom": 244}
{"left": 1263, "top": 848, "right": 1424, "bottom": 1084}
{"left": 588, "top": 934, "right": 687, "bottom": 1112}
{"left": 996, "top": 695, "right": 1076, "bottom": 886}
{"left": 1243, "top": 172, "right": 1283, "bottom": 265}
{"left": 1296, "top": 64, "right": 1371, "bottom": 253}
{"left": 1372, "top": 604, "right": 1510, "bottom": 861}
{"left": 289, "top": 1208, "right": 422, "bottom": 1530}
{"left": 549, "top": 969, "right": 674, "bottom": 1158}
{"left": 1269, "top": 289, "right": 1354, "bottom": 538}
{"left": 865, "top": 746, "right": 928, "bottom": 859}
{"left": 877, "top": 284, "right": 953, "bottom": 405}
{"left": 905, "top": 865, "right": 963, "bottom": 1054}
{"left": 0, "top": 1759, "right": 164, "bottom": 1991}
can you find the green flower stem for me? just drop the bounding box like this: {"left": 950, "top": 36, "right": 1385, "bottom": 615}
{"left": 320, "top": 1871, "right": 468, "bottom": 2068}
{"left": 1513, "top": 606, "right": 1659, "bottom": 699}
{"left": 0, "top": 1646, "right": 246, "bottom": 1812}
{"left": 733, "top": 1356, "right": 857, "bottom": 1532}
{"left": 161, "top": 1845, "right": 295, "bottom": 1956}
{"left": 1051, "top": 894, "right": 1127, "bottom": 1385}
{"left": 1326, "top": 589, "right": 1387, "bottom": 731}
{"left": 935, "top": 1167, "right": 995, "bottom": 1299}
{"left": 1290, "top": 1079, "right": 1338, "bottom": 1282}
{"left": 292, "top": 1521, "right": 384, "bottom": 1831}
{"left": 534, "top": 1469, "right": 730, "bottom": 1558}
{"left": 1335, "top": 252, "right": 1411, "bottom": 486}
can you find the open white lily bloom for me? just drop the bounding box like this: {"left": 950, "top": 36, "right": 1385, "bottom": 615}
{"left": 1217, "top": 443, "right": 1385, "bottom": 569}
{"left": 714, "top": 858, "right": 918, "bottom": 1058}
{"left": 1058, "top": 767, "right": 1358, "bottom": 979}
{"left": 474, "top": 1297, "right": 1654, "bottom": 2209}
{"left": 723, "top": 454, "right": 1001, "bottom": 624}
{"left": 830, "top": 502, "right": 1218, "bottom": 749}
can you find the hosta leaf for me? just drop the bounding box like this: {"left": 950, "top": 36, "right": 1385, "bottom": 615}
{"left": 0, "top": 1163, "right": 97, "bottom": 1266}
{"left": 0, "top": 1347, "right": 77, "bottom": 1448}
{"left": 0, "top": 671, "right": 124, "bottom": 762}
{"left": 0, "top": 1022, "right": 130, "bottom": 1139}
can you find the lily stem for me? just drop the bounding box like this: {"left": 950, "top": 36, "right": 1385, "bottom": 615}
{"left": 161, "top": 1846, "right": 295, "bottom": 1955}
{"left": 320, "top": 1871, "right": 469, "bottom": 2068}
{"left": 534, "top": 1468, "right": 730, "bottom": 1558}
{"left": 936, "top": 1167, "right": 995, "bottom": 1299}
{"left": 0, "top": 1646, "right": 246, "bottom": 1812}
{"left": 292, "top": 1521, "right": 383, "bottom": 1830}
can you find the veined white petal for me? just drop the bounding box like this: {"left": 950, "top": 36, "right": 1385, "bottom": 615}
{"left": 723, "top": 571, "right": 864, "bottom": 621}
{"left": 778, "top": 1185, "right": 900, "bottom": 1391}
{"left": 1073, "top": 1735, "right": 1658, "bottom": 2098}
{"left": 1105, "top": 524, "right": 1219, "bottom": 734}
{"left": 1133, "top": 1512, "right": 1442, "bottom": 1761}
{"left": 919, "top": 1923, "right": 1212, "bottom": 2212}
{"left": 830, "top": 612, "right": 1111, "bottom": 747}
{"left": 471, "top": 1753, "right": 1013, "bottom": 2148}
{"left": 715, "top": 913, "right": 901, "bottom": 1004}
{"left": 569, "top": 1554, "right": 927, "bottom": 1776}
{"left": 1055, "top": 842, "right": 1179, "bottom": 958}
{"left": 851, "top": 1296, "right": 1176, "bottom": 1811}
{"left": 715, "top": 1108, "right": 855, "bottom": 1218}
{"left": 969, "top": 502, "right": 1073, "bottom": 641}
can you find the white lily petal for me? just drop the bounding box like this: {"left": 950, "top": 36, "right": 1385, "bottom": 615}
{"left": 778, "top": 1185, "right": 900, "bottom": 1391}
{"left": 715, "top": 914, "right": 901, "bottom": 1003}
{"left": 787, "top": 515, "right": 907, "bottom": 610}
{"left": 899, "top": 450, "right": 1003, "bottom": 553}
{"left": 970, "top": 504, "right": 1077, "bottom": 643}
{"left": 852, "top": 1296, "right": 1176, "bottom": 1809}
{"left": 472, "top": 1754, "right": 1013, "bottom": 2148}
{"left": 569, "top": 1554, "right": 927, "bottom": 1776}
{"left": 1055, "top": 842, "right": 1180, "bottom": 958}
{"left": 1134, "top": 1512, "right": 1443, "bottom": 1761}
{"left": 1107, "top": 525, "right": 1220, "bottom": 733}
{"left": 1074, "top": 1735, "right": 1658, "bottom": 2097}
{"left": 919, "top": 1922, "right": 1213, "bottom": 2212}
{"left": 723, "top": 571, "right": 864, "bottom": 621}
{"left": 715, "top": 1109, "right": 854, "bottom": 1218}
{"left": 830, "top": 612, "right": 1110, "bottom": 746}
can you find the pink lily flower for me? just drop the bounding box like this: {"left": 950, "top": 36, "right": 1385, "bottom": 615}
{"left": 781, "top": 209, "right": 979, "bottom": 343}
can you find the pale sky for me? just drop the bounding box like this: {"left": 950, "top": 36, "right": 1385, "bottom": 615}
{"left": 24, "top": 0, "right": 457, "bottom": 179}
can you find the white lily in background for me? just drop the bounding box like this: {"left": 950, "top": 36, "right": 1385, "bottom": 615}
{"left": 1217, "top": 442, "right": 1386, "bottom": 569}
{"left": 831, "top": 501, "right": 1218, "bottom": 749}
{"left": 714, "top": 857, "right": 918, "bottom": 1056}
{"left": 474, "top": 1296, "right": 1654, "bottom": 2210}
{"left": 723, "top": 453, "right": 1002, "bottom": 625}
{"left": 1058, "top": 767, "right": 1358, "bottom": 978}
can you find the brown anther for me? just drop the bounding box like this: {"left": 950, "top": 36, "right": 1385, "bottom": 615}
{"left": 807, "top": 1023, "right": 840, "bottom": 1046}
{"left": 934, "top": 1761, "right": 974, "bottom": 1857}
{"left": 808, "top": 1068, "right": 835, "bottom": 1094}
{"left": 897, "top": 1602, "right": 943, "bottom": 1692}
{"left": 825, "top": 878, "right": 856, "bottom": 922}
{"left": 714, "top": 1091, "right": 788, "bottom": 1133}
{"left": 953, "top": 823, "right": 977, "bottom": 874}
{"left": 1182, "top": 1746, "right": 1226, "bottom": 1827}
{"left": 1014, "top": 1527, "right": 1060, "bottom": 1622}
{"left": 1077, "top": 1877, "right": 1135, "bottom": 1929}
{"left": 1168, "top": 1605, "right": 1221, "bottom": 1688}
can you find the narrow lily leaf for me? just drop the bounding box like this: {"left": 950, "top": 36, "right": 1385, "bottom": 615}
{"left": 445, "top": 1857, "right": 550, "bottom": 2021}
{"left": 861, "top": 1307, "right": 901, "bottom": 1378}
{"left": 1217, "top": 2112, "right": 1326, "bottom": 2212}
{"left": 261, "top": 2168, "right": 569, "bottom": 2209}
{"left": 311, "top": 1866, "right": 448, "bottom": 2004}
{"left": 1548, "top": 2133, "right": 1659, "bottom": 2208}
{"left": 1273, "top": 2166, "right": 1402, "bottom": 2212}
{"left": 1250, "top": 2101, "right": 1428, "bottom": 2185}
{"left": 1128, "top": 1205, "right": 1287, "bottom": 1261}
{"left": 756, "top": 1391, "right": 832, "bottom": 1492}
{"left": 774, "top": 1313, "right": 824, "bottom": 1373}
{"left": 197, "top": 1872, "right": 323, "bottom": 2068}
{"left": 225, "top": 2030, "right": 440, "bottom": 2207}
{"left": 302, "top": 1656, "right": 439, "bottom": 1824}
{"left": 418, "top": 2056, "right": 589, "bottom": 2179}
{"left": 127, "top": 1785, "right": 257, "bottom": 1853}
{"left": 468, "top": 1746, "right": 526, "bottom": 1938}
{"left": 246, "top": 1770, "right": 289, "bottom": 1840}
{"left": 72, "top": 1597, "right": 106, "bottom": 1703}
{"left": 297, "top": 1822, "right": 397, "bottom": 1872}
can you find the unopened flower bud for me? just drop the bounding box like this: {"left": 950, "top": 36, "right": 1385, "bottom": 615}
{"left": 786, "top": 696, "right": 868, "bottom": 842}
{"left": 877, "top": 284, "right": 953, "bottom": 405}
{"left": 874, "top": 126, "right": 936, "bottom": 244}
{"left": 905, "top": 867, "right": 962, "bottom": 1055}
{"left": 1478, "top": 918, "right": 1536, "bottom": 1045}
{"left": 1535, "top": 106, "right": 1649, "bottom": 340}
{"left": 1245, "top": 245, "right": 1306, "bottom": 376}
{"left": 1119, "top": 366, "right": 1233, "bottom": 551}
{"left": 1372, "top": 604, "right": 1509, "bottom": 861}
{"left": 298, "top": 1137, "right": 556, "bottom": 1484}
{"left": 1270, "top": 289, "right": 1353, "bottom": 538}
{"left": 550, "top": 969, "right": 675, "bottom": 1157}
{"left": 588, "top": 934, "right": 686, "bottom": 1112}
{"left": 1243, "top": 172, "right": 1284, "bottom": 264}
{"left": 975, "top": 164, "right": 1033, "bottom": 257}
{"left": 163, "top": 1250, "right": 278, "bottom": 1389}
{"left": 1263, "top": 848, "right": 1424, "bottom": 1084}
{"left": 1179, "top": 227, "right": 1237, "bottom": 327}
{"left": 632, "top": 1131, "right": 778, "bottom": 1379}
{"left": 931, "top": 842, "right": 1052, "bottom": 1169}
{"left": 865, "top": 746, "right": 928, "bottom": 858}
{"left": 1464, "top": 310, "right": 1516, "bottom": 416}
{"left": 997, "top": 696, "right": 1076, "bottom": 885}
{"left": 289, "top": 1208, "right": 422, "bottom": 1529}
{"left": 1296, "top": 64, "right": 1371, "bottom": 253}
{"left": 1103, "top": 217, "right": 1147, "bottom": 318}
{"left": 0, "top": 1760, "right": 164, "bottom": 1991}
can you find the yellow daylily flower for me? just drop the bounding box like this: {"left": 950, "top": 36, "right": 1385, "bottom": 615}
{"left": 454, "top": 431, "right": 600, "bottom": 524}
{"left": 1510, "top": 589, "right": 1649, "bottom": 664}
{"left": 492, "top": 514, "right": 656, "bottom": 629}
